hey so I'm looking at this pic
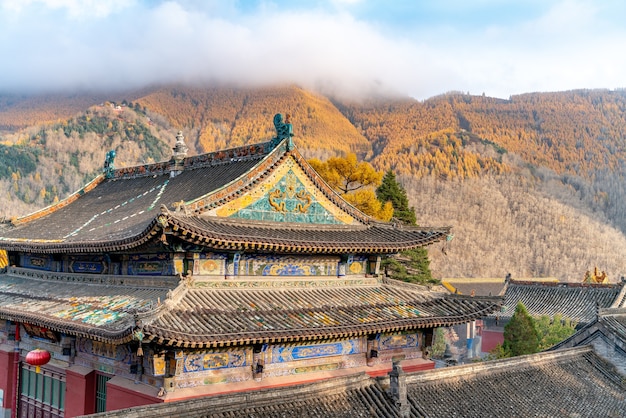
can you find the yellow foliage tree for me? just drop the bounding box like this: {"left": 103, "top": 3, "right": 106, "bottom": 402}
{"left": 309, "top": 154, "right": 390, "bottom": 220}
{"left": 344, "top": 190, "right": 394, "bottom": 221}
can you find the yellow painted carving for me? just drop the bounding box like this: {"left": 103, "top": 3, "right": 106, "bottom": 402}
{"left": 174, "top": 259, "right": 184, "bottom": 275}
{"left": 268, "top": 189, "right": 287, "bottom": 212}
{"left": 349, "top": 262, "right": 363, "bottom": 274}
{"left": 295, "top": 189, "right": 312, "bottom": 213}
{"left": 199, "top": 259, "right": 219, "bottom": 273}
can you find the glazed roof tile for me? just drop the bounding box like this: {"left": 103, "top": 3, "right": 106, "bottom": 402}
{"left": 491, "top": 280, "right": 624, "bottom": 324}
{"left": 0, "top": 269, "right": 500, "bottom": 346}
{"left": 0, "top": 152, "right": 263, "bottom": 249}
{"left": 0, "top": 135, "right": 450, "bottom": 254}
{"left": 0, "top": 267, "right": 173, "bottom": 343}
{"left": 141, "top": 277, "right": 501, "bottom": 347}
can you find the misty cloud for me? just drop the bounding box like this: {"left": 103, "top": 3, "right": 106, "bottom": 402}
{"left": 1, "top": 0, "right": 626, "bottom": 99}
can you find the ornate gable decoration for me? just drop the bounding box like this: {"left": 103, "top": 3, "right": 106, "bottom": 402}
{"left": 188, "top": 113, "right": 365, "bottom": 225}
{"left": 210, "top": 156, "right": 357, "bottom": 224}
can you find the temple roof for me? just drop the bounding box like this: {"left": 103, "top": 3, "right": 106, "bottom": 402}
{"left": 0, "top": 267, "right": 173, "bottom": 344}
{"left": 159, "top": 212, "right": 450, "bottom": 254}
{"left": 83, "top": 346, "right": 626, "bottom": 418}
{"left": 489, "top": 279, "right": 626, "bottom": 324}
{"left": 0, "top": 267, "right": 501, "bottom": 346}
{"left": 549, "top": 307, "right": 626, "bottom": 353}
{"left": 0, "top": 118, "right": 450, "bottom": 254}
{"left": 442, "top": 277, "right": 508, "bottom": 296}
{"left": 140, "top": 277, "right": 501, "bottom": 348}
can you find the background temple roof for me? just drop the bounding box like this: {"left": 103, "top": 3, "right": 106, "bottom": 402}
{"left": 488, "top": 279, "right": 626, "bottom": 324}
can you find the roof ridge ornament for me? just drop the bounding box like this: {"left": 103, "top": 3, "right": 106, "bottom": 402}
{"left": 170, "top": 131, "right": 188, "bottom": 177}
{"left": 272, "top": 113, "right": 294, "bottom": 150}
{"left": 103, "top": 150, "right": 116, "bottom": 179}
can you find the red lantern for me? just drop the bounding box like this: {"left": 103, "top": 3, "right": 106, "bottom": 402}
{"left": 26, "top": 349, "right": 51, "bottom": 373}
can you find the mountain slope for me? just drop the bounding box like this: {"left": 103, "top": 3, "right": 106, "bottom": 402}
{"left": 2, "top": 85, "right": 626, "bottom": 281}
{"left": 137, "top": 85, "right": 371, "bottom": 159}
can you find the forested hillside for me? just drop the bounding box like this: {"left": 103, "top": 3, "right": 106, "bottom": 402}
{"left": 0, "top": 102, "right": 172, "bottom": 216}
{"left": 2, "top": 85, "right": 626, "bottom": 282}
{"left": 136, "top": 85, "right": 370, "bottom": 159}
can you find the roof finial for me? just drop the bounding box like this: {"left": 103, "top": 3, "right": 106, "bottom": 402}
{"left": 170, "top": 131, "right": 188, "bottom": 178}
{"left": 103, "top": 150, "right": 116, "bottom": 178}
{"left": 272, "top": 113, "right": 294, "bottom": 150}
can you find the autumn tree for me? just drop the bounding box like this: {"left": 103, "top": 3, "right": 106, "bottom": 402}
{"left": 309, "top": 154, "right": 392, "bottom": 221}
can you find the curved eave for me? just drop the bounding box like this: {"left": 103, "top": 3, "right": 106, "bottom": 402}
{"left": 163, "top": 215, "right": 452, "bottom": 254}
{"left": 0, "top": 306, "right": 135, "bottom": 345}
{"left": 0, "top": 218, "right": 161, "bottom": 254}
{"left": 142, "top": 299, "right": 500, "bottom": 349}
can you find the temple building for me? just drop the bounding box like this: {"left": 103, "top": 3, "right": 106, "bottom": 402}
{"left": 442, "top": 276, "right": 626, "bottom": 356}
{"left": 0, "top": 114, "right": 500, "bottom": 417}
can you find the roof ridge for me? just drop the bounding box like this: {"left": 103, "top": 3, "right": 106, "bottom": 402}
{"left": 404, "top": 346, "right": 594, "bottom": 383}
{"left": 111, "top": 139, "right": 276, "bottom": 181}
{"left": 510, "top": 279, "right": 621, "bottom": 289}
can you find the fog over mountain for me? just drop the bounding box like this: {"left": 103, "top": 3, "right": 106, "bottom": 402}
{"left": 1, "top": 1, "right": 626, "bottom": 99}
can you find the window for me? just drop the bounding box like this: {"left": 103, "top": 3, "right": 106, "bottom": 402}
{"left": 95, "top": 374, "right": 111, "bottom": 413}
{"left": 20, "top": 366, "right": 65, "bottom": 412}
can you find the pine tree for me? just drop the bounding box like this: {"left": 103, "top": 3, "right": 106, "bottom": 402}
{"left": 376, "top": 170, "right": 434, "bottom": 284}
{"left": 376, "top": 170, "right": 416, "bottom": 225}
{"left": 503, "top": 302, "right": 540, "bottom": 356}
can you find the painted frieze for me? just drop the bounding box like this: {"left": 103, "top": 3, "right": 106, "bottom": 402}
{"left": 128, "top": 253, "right": 173, "bottom": 276}
{"left": 182, "top": 348, "right": 251, "bottom": 372}
{"left": 269, "top": 338, "right": 363, "bottom": 363}
{"left": 239, "top": 254, "right": 339, "bottom": 276}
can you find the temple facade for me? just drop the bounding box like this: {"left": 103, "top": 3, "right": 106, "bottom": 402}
{"left": 0, "top": 114, "right": 500, "bottom": 417}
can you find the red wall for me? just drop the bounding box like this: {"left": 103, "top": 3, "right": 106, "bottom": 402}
{"left": 481, "top": 330, "right": 504, "bottom": 353}
{"left": 65, "top": 368, "right": 95, "bottom": 418}
{"left": 0, "top": 347, "right": 18, "bottom": 414}
{"left": 106, "top": 381, "right": 162, "bottom": 412}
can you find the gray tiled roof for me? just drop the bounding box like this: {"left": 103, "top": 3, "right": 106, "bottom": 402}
{"left": 442, "top": 278, "right": 507, "bottom": 296}
{"left": 141, "top": 278, "right": 501, "bottom": 347}
{"left": 491, "top": 280, "right": 624, "bottom": 324}
{"left": 405, "top": 346, "right": 626, "bottom": 417}
{"left": 82, "top": 346, "right": 626, "bottom": 418}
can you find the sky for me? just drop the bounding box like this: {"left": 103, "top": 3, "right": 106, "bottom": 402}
{"left": 1, "top": 0, "right": 626, "bottom": 100}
